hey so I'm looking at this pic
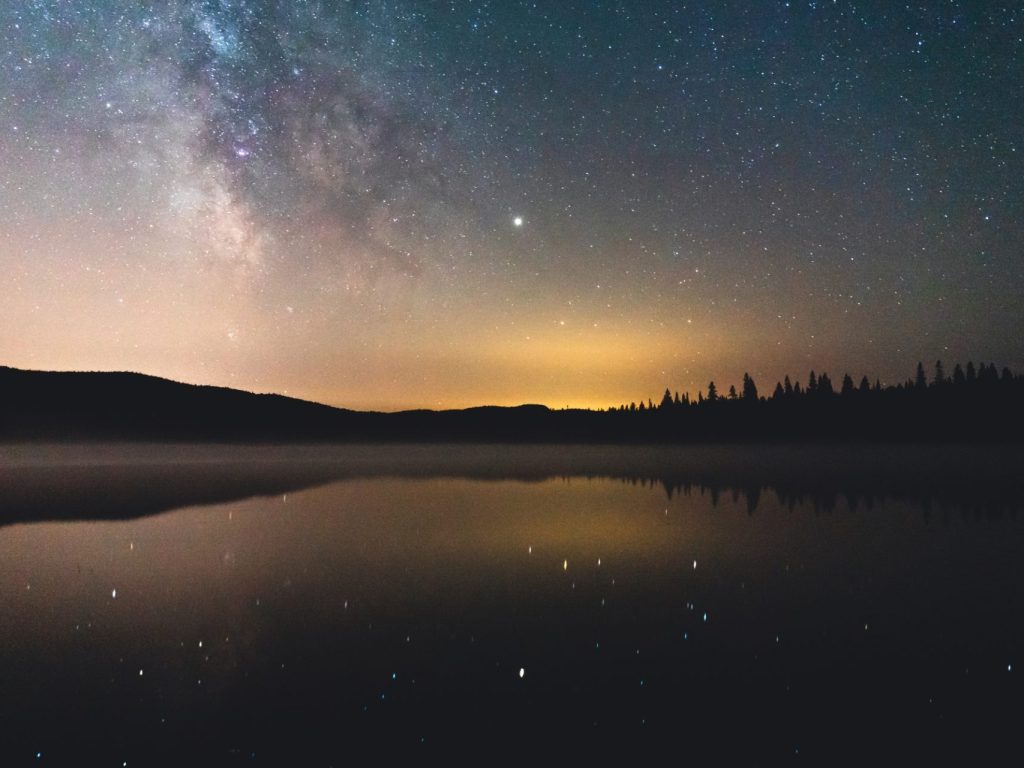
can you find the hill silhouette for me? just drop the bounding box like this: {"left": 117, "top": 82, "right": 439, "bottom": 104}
{"left": 0, "top": 366, "right": 559, "bottom": 442}
{"left": 1, "top": 363, "right": 1022, "bottom": 443}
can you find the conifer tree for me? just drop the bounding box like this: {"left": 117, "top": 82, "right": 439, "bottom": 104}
{"left": 742, "top": 373, "right": 758, "bottom": 401}
{"left": 660, "top": 388, "right": 673, "bottom": 410}
{"left": 915, "top": 362, "right": 927, "bottom": 390}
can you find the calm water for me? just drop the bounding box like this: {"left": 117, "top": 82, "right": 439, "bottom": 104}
{"left": 1, "top": 444, "right": 1022, "bottom": 763}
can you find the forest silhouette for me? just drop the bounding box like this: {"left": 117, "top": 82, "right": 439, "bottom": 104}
{"left": 607, "top": 359, "right": 1024, "bottom": 441}
{"left": 1, "top": 360, "right": 1021, "bottom": 443}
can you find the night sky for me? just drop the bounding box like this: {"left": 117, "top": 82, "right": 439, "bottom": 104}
{"left": 1, "top": 1, "right": 1021, "bottom": 410}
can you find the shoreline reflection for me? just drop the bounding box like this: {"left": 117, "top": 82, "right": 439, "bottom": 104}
{"left": 1, "top": 442, "right": 1022, "bottom": 525}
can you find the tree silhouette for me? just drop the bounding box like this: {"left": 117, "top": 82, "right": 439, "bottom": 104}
{"left": 707, "top": 381, "right": 718, "bottom": 402}
{"left": 841, "top": 374, "right": 855, "bottom": 396}
{"left": 660, "top": 388, "right": 673, "bottom": 410}
{"left": 742, "top": 373, "right": 758, "bottom": 401}
{"left": 933, "top": 360, "right": 945, "bottom": 387}
{"left": 915, "top": 362, "right": 927, "bottom": 390}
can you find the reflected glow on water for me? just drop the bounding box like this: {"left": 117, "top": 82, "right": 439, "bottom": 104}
{"left": 0, "top": 447, "right": 1022, "bottom": 761}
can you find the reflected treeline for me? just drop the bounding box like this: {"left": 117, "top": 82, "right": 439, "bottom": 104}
{"left": 1, "top": 443, "right": 1021, "bottom": 527}
{"left": 605, "top": 474, "right": 1020, "bottom": 519}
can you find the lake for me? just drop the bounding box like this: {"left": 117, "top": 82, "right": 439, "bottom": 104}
{"left": 1, "top": 443, "right": 1022, "bottom": 763}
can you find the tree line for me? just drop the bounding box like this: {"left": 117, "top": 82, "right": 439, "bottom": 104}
{"left": 594, "top": 359, "right": 1024, "bottom": 442}
{"left": 613, "top": 360, "right": 1021, "bottom": 413}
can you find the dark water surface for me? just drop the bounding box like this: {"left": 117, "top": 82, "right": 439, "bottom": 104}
{"left": 1, "top": 444, "right": 1022, "bottom": 763}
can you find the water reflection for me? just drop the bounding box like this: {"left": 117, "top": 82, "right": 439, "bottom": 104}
{"left": 1, "top": 442, "right": 1022, "bottom": 525}
{"left": 0, "top": 444, "right": 1022, "bottom": 762}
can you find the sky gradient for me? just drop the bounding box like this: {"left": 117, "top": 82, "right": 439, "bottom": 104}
{"left": 2, "top": 1, "right": 1022, "bottom": 410}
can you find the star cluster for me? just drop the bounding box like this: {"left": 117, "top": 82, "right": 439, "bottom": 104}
{"left": 1, "top": 1, "right": 1021, "bottom": 409}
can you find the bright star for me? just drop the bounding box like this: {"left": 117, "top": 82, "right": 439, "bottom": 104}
{"left": 513, "top": 216, "right": 524, "bottom": 227}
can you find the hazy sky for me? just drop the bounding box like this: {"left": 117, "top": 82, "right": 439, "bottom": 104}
{"left": 2, "top": 1, "right": 1021, "bottom": 410}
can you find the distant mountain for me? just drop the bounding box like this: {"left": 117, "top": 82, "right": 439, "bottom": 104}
{"left": 0, "top": 366, "right": 356, "bottom": 441}
{"left": 0, "top": 366, "right": 561, "bottom": 442}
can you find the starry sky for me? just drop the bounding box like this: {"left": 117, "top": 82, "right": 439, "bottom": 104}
{"left": 1, "top": 1, "right": 1022, "bottom": 410}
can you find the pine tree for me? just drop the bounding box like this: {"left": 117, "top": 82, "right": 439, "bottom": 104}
{"left": 660, "top": 388, "right": 673, "bottom": 410}
{"left": 915, "top": 362, "right": 927, "bottom": 390}
{"left": 742, "top": 373, "right": 758, "bottom": 401}
{"left": 707, "top": 381, "right": 718, "bottom": 402}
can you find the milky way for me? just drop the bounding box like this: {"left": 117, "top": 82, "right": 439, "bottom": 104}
{"left": 1, "top": 2, "right": 1022, "bottom": 409}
